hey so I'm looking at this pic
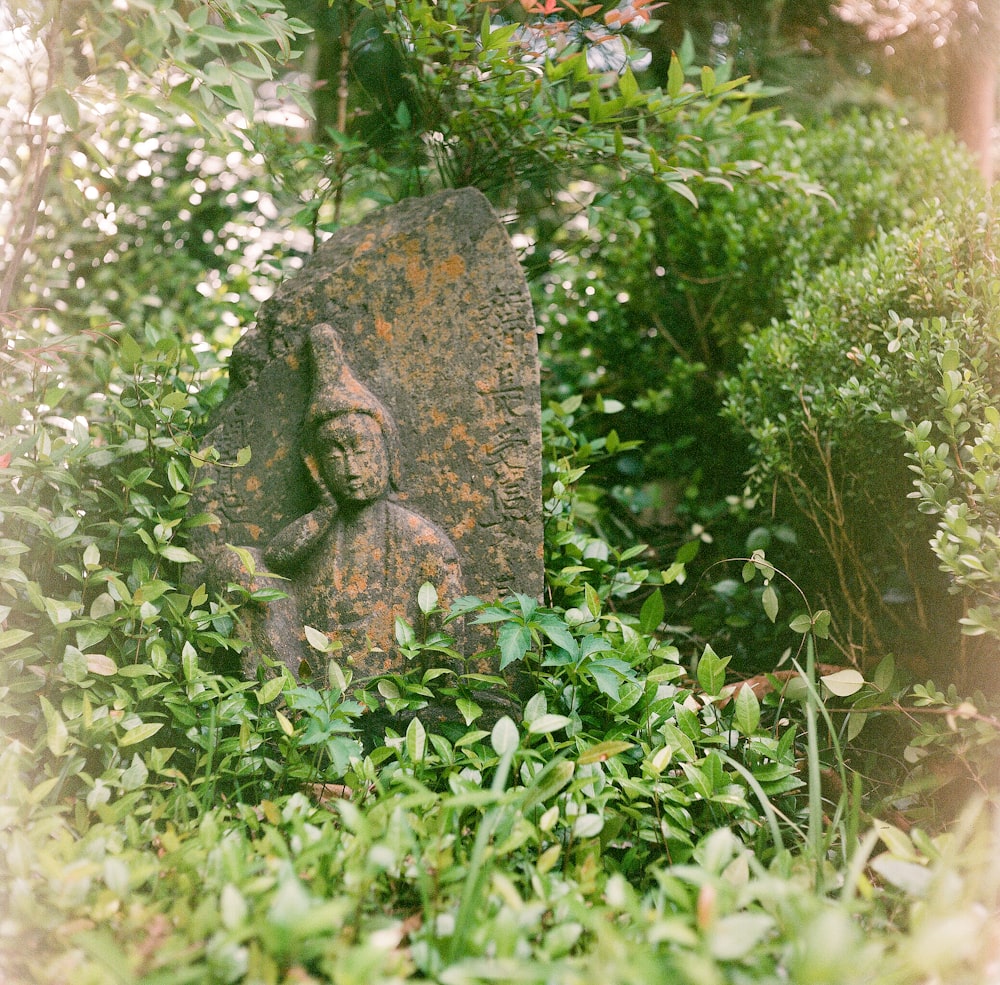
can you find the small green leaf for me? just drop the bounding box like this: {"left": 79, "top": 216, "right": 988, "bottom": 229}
{"left": 417, "top": 582, "right": 438, "bottom": 614}
{"left": 250, "top": 588, "right": 288, "bottom": 602}
{"left": 256, "top": 675, "right": 285, "bottom": 705}
{"left": 86, "top": 653, "right": 117, "bottom": 677}
{"left": 456, "top": 698, "right": 482, "bottom": 726}
{"left": 639, "top": 588, "right": 665, "bottom": 634}
{"left": 491, "top": 715, "right": 519, "bottom": 756}
{"left": 160, "top": 392, "right": 188, "bottom": 413}
{"left": 618, "top": 66, "right": 639, "bottom": 101}
{"left": 39, "top": 695, "right": 68, "bottom": 756}
{"left": 498, "top": 621, "right": 531, "bottom": 669}
{"left": 160, "top": 545, "right": 200, "bottom": 564}
{"left": 847, "top": 712, "right": 868, "bottom": 741}
{"left": 789, "top": 614, "right": 813, "bottom": 635}
{"left": 697, "top": 644, "right": 730, "bottom": 696}
{"left": 573, "top": 814, "right": 604, "bottom": 839}
{"left": 821, "top": 668, "right": 865, "bottom": 697}
{"left": 119, "top": 722, "right": 164, "bottom": 747}
{"left": 377, "top": 679, "right": 400, "bottom": 700}
{"left": 523, "top": 691, "right": 546, "bottom": 723}
{"left": 667, "top": 52, "right": 684, "bottom": 97}
{"left": 182, "top": 641, "right": 198, "bottom": 681}
{"left": 733, "top": 683, "right": 761, "bottom": 736}
{"left": 327, "top": 660, "right": 348, "bottom": 693}
{"left": 783, "top": 676, "right": 810, "bottom": 702}
{"left": 527, "top": 714, "right": 572, "bottom": 735}
{"left": 873, "top": 653, "right": 896, "bottom": 692}
{"left": 0, "top": 628, "right": 32, "bottom": 650}
{"left": 761, "top": 584, "right": 778, "bottom": 623}
{"left": 524, "top": 760, "right": 575, "bottom": 809}
{"left": 304, "top": 624, "right": 332, "bottom": 652}
{"left": 405, "top": 716, "right": 426, "bottom": 762}
{"left": 577, "top": 740, "right": 633, "bottom": 765}
{"left": 812, "top": 609, "right": 831, "bottom": 639}
{"left": 225, "top": 544, "right": 257, "bottom": 577}
{"left": 119, "top": 333, "right": 143, "bottom": 372}
{"left": 394, "top": 617, "right": 416, "bottom": 647}
{"left": 535, "top": 614, "right": 577, "bottom": 656}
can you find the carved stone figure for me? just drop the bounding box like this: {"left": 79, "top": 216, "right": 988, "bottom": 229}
{"left": 190, "top": 187, "right": 543, "bottom": 694}
{"left": 259, "top": 323, "right": 464, "bottom": 672}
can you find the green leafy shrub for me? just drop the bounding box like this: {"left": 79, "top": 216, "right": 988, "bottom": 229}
{"left": 534, "top": 112, "right": 980, "bottom": 394}
{"left": 723, "top": 199, "right": 1000, "bottom": 683}
{"left": 530, "top": 113, "right": 983, "bottom": 675}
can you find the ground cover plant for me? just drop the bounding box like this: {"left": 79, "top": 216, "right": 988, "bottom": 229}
{"left": 4, "top": 1, "right": 1000, "bottom": 982}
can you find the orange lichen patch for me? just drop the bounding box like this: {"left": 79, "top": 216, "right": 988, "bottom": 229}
{"left": 375, "top": 315, "right": 393, "bottom": 342}
{"left": 352, "top": 231, "right": 378, "bottom": 255}
{"left": 446, "top": 421, "right": 475, "bottom": 450}
{"left": 265, "top": 446, "right": 289, "bottom": 468}
{"left": 429, "top": 407, "right": 448, "bottom": 428}
{"left": 452, "top": 516, "right": 477, "bottom": 540}
{"left": 246, "top": 476, "right": 262, "bottom": 493}
{"left": 247, "top": 524, "right": 263, "bottom": 541}
{"left": 285, "top": 353, "right": 300, "bottom": 371}
{"left": 406, "top": 257, "right": 428, "bottom": 297}
{"left": 434, "top": 254, "right": 466, "bottom": 284}
{"left": 457, "top": 482, "right": 489, "bottom": 510}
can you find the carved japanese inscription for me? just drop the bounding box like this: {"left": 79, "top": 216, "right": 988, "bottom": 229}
{"left": 191, "top": 188, "right": 543, "bottom": 685}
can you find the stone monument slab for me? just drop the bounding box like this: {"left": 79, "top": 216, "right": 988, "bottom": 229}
{"left": 192, "top": 188, "right": 543, "bottom": 689}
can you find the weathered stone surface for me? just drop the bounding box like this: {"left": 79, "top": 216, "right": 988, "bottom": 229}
{"left": 192, "top": 188, "right": 543, "bottom": 686}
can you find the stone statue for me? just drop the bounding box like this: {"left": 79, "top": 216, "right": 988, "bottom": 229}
{"left": 257, "top": 323, "right": 464, "bottom": 674}
{"left": 190, "top": 188, "right": 543, "bottom": 704}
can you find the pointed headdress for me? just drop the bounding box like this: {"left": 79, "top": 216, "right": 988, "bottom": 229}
{"left": 304, "top": 323, "right": 402, "bottom": 490}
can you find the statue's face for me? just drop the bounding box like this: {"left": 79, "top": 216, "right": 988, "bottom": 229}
{"left": 315, "top": 413, "right": 390, "bottom": 504}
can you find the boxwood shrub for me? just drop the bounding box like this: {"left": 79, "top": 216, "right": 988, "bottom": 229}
{"left": 723, "top": 199, "right": 1000, "bottom": 685}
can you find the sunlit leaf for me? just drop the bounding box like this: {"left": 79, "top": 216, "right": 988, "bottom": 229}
{"left": 491, "top": 716, "right": 519, "bottom": 756}
{"left": 821, "top": 668, "right": 865, "bottom": 697}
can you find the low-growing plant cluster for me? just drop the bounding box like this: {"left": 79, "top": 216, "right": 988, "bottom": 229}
{"left": 3, "top": 319, "right": 1000, "bottom": 983}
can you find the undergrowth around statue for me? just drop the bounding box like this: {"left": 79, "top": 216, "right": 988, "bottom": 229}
{"left": 2, "top": 320, "right": 1000, "bottom": 984}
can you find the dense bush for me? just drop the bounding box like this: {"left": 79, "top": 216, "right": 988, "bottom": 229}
{"left": 5, "top": 318, "right": 1000, "bottom": 983}
{"left": 534, "top": 112, "right": 980, "bottom": 394}
{"left": 531, "top": 113, "right": 984, "bottom": 676}
{"left": 723, "top": 197, "right": 1000, "bottom": 684}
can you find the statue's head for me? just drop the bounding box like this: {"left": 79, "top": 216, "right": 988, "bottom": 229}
{"left": 303, "top": 323, "right": 402, "bottom": 503}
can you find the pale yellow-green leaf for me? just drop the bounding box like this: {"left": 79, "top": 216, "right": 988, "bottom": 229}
{"left": 86, "top": 653, "right": 117, "bottom": 676}
{"left": 118, "top": 721, "right": 163, "bottom": 747}
{"left": 821, "top": 668, "right": 865, "bottom": 697}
